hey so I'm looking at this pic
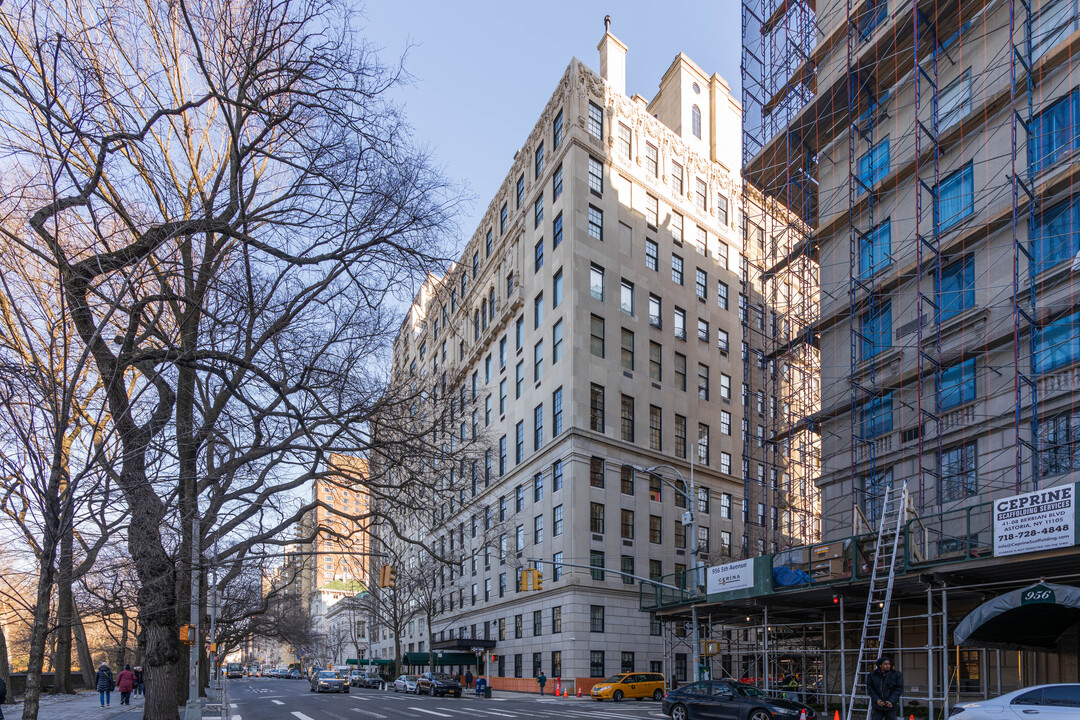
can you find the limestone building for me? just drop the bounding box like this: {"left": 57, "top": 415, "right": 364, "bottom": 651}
{"left": 373, "top": 29, "right": 791, "bottom": 683}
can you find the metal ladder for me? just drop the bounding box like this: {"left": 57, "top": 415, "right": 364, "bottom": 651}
{"left": 845, "top": 479, "right": 909, "bottom": 720}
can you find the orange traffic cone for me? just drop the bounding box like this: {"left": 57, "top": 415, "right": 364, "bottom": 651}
{"left": 577, "top": 687, "right": 582, "bottom": 697}
{"left": 834, "top": 711, "right": 841, "bottom": 720}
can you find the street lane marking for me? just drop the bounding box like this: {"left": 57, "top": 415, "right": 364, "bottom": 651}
{"left": 272, "top": 700, "right": 285, "bottom": 705}
{"left": 409, "top": 709, "right": 453, "bottom": 717}
{"left": 230, "top": 704, "right": 238, "bottom": 708}
{"left": 292, "top": 713, "right": 316, "bottom": 720}
{"left": 350, "top": 710, "right": 389, "bottom": 718}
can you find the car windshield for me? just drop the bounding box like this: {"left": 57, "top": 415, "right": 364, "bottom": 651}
{"left": 735, "top": 685, "right": 769, "bottom": 697}
{"left": 406, "top": 676, "right": 419, "bottom": 681}
{"left": 432, "top": 674, "right": 454, "bottom": 682}
{"left": 604, "top": 674, "right": 628, "bottom": 683}
{"left": 318, "top": 672, "right": 340, "bottom": 679}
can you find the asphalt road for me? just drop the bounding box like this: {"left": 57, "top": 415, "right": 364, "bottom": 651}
{"left": 224, "top": 677, "right": 670, "bottom": 720}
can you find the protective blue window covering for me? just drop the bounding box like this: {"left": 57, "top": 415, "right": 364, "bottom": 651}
{"left": 939, "top": 358, "right": 976, "bottom": 410}
{"left": 857, "top": 138, "right": 890, "bottom": 195}
{"left": 1034, "top": 310, "right": 1080, "bottom": 374}
{"left": 939, "top": 254, "right": 974, "bottom": 320}
{"left": 1030, "top": 90, "right": 1079, "bottom": 175}
{"left": 936, "top": 163, "right": 974, "bottom": 232}
{"left": 861, "top": 299, "right": 892, "bottom": 360}
{"left": 1032, "top": 196, "right": 1080, "bottom": 273}
{"left": 860, "top": 219, "right": 892, "bottom": 278}
{"left": 862, "top": 393, "right": 893, "bottom": 438}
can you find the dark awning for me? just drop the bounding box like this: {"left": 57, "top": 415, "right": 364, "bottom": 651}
{"left": 954, "top": 582, "right": 1080, "bottom": 649}
{"left": 401, "top": 652, "right": 478, "bottom": 667}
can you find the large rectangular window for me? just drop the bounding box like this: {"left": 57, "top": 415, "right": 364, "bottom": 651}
{"left": 590, "top": 651, "right": 605, "bottom": 678}
{"left": 671, "top": 254, "right": 684, "bottom": 285}
{"left": 646, "top": 238, "right": 658, "bottom": 270}
{"left": 1034, "top": 0, "right": 1079, "bottom": 60}
{"left": 645, "top": 143, "right": 658, "bottom": 177}
{"left": 936, "top": 163, "right": 974, "bottom": 232}
{"left": 939, "top": 358, "right": 976, "bottom": 410}
{"left": 862, "top": 393, "right": 893, "bottom": 438}
{"left": 590, "top": 315, "right": 605, "bottom": 358}
{"left": 588, "top": 205, "right": 603, "bottom": 240}
{"left": 860, "top": 219, "right": 892, "bottom": 278}
{"left": 649, "top": 341, "right": 662, "bottom": 380}
{"left": 939, "top": 69, "right": 973, "bottom": 132}
{"left": 670, "top": 161, "right": 683, "bottom": 196}
{"left": 1034, "top": 309, "right": 1080, "bottom": 373}
{"left": 552, "top": 387, "right": 563, "bottom": 435}
{"left": 621, "top": 509, "right": 635, "bottom": 540}
{"left": 588, "top": 102, "right": 603, "bottom": 139}
{"left": 590, "top": 550, "right": 605, "bottom": 581}
{"left": 674, "top": 414, "right": 686, "bottom": 458}
{"left": 620, "top": 394, "right": 635, "bottom": 442}
{"left": 939, "top": 254, "right": 974, "bottom": 320}
{"left": 588, "top": 156, "right": 603, "bottom": 194}
{"left": 1038, "top": 410, "right": 1080, "bottom": 478}
{"left": 861, "top": 299, "right": 892, "bottom": 360}
{"left": 1032, "top": 89, "right": 1080, "bottom": 174}
{"left": 621, "top": 328, "right": 634, "bottom": 370}
{"left": 857, "top": 137, "right": 890, "bottom": 194}
{"left": 590, "top": 384, "right": 605, "bottom": 431}
{"left": 649, "top": 405, "right": 662, "bottom": 450}
{"left": 1032, "top": 195, "right": 1080, "bottom": 273}
{"left": 940, "top": 442, "right": 977, "bottom": 502}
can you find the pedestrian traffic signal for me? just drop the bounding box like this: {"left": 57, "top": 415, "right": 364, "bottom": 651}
{"left": 378, "top": 565, "right": 397, "bottom": 588}
{"left": 180, "top": 624, "right": 195, "bottom": 646}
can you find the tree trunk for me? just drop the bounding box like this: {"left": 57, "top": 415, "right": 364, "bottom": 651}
{"left": 0, "top": 613, "right": 12, "bottom": 705}
{"left": 53, "top": 521, "right": 74, "bottom": 693}
{"left": 71, "top": 601, "right": 95, "bottom": 688}
{"left": 21, "top": 545, "right": 58, "bottom": 720}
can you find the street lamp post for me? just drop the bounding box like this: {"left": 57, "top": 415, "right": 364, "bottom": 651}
{"left": 632, "top": 447, "right": 704, "bottom": 682}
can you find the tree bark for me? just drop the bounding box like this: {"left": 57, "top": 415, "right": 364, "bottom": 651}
{"left": 54, "top": 522, "right": 74, "bottom": 694}
{"left": 21, "top": 533, "right": 58, "bottom": 720}
{"left": 71, "top": 601, "right": 95, "bottom": 689}
{"left": 0, "top": 613, "right": 12, "bottom": 705}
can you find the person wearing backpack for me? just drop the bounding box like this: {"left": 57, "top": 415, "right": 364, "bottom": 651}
{"left": 96, "top": 662, "right": 115, "bottom": 708}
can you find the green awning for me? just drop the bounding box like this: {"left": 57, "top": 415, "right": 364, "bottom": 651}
{"left": 401, "top": 652, "right": 477, "bottom": 667}
{"left": 346, "top": 659, "right": 358, "bottom": 665}
{"left": 354, "top": 658, "right": 395, "bottom": 666}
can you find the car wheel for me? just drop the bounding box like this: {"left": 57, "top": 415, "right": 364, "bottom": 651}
{"left": 613, "top": 690, "right": 623, "bottom": 702}
{"left": 750, "top": 709, "right": 772, "bottom": 720}
{"left": 454, "top": 691, "right": 461, "bottom": 698}
{"left": 653, "top": 689, "right": 664, "bottom": 701}
{"left": 636, "top": 696, "right": 644, "bottom": 701}
{"left": 345, "top": 688, "right": 350, "bottom": 694}
{"left": 671, "top": 703, "right": 689, "bottom": 720}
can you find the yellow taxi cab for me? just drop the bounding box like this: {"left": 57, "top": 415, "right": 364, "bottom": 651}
{"left": 591, "top": 672, "right": 667, "bottom": 701}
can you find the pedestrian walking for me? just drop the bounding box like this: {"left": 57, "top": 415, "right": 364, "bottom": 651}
{"left": 133, "top": 666, "right": 144, "bottom": 697}
{"left": 867, "top": 656, "right": 903, "bottom": 720}
{"left": 670, "top": 674, "right": 679, "bottom": 691}
{"left": 96, "top": 662, "right": 115, "bottom": 708}
{"left": 464, "top": 670, "right": 473, "bottom": 690}
{"left": 116, "top": 664, "right": 136, "bottom": 705}
{"left": 537, "top": 670, "right": 546, "bottom": 696}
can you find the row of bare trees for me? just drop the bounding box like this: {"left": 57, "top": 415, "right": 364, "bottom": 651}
{"left": 0, "top": 0, "right": 471, "bottom": 716}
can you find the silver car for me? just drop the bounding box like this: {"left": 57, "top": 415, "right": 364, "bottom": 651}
{"left": 950, "top": 684, "right": 1080, "bottom": 720}
{"left": 394, "top": 674, "right": 420, "bottom": 694}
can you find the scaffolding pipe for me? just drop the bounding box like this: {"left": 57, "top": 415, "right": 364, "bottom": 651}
{"left": 840, "top": 595, "right": 848, "bottom": 720}
{"left": 927, "top": 585, "right": 935, "bottom": 720}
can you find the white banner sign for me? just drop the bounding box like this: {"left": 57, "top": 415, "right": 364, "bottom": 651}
{"left": 993, "top": 485, "right": 1075, "bottom": 557}
{"left": 706, "top": 559, "right": 755, "bottom": 595}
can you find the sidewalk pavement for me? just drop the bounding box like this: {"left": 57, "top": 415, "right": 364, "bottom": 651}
{"left": 2, "top": 687, "right": 230, "bottom": 720}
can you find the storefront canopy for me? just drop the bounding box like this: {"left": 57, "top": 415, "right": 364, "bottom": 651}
{"left": 954, "top": 582, "right": 1080, "bottom": 650}
{"left": 353, "top": 658, "right": 394, "bottom": 666}
{"left": 401, "top": 652, "right": 478, "bottom": 667}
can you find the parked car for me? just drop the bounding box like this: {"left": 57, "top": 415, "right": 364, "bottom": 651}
{"left": 591, "top": 672, "right": 667, "bottom": 701}
{"left": 288, "top": 669, "right": 302, "bottom": 680}
{"left": 663, "top": 681, "right": 816, "bottom": 720}
{"left": 355, "top": 671, "right": 384, "bottom": 689}
{"left": 417, "top": 672, "right": 462, "bottom": 697}
{"left": 310, "top": 670, "right": 349, "bottom": 693}
{"left": 394, "top": 674, "right": 420, "bottom": 694}
{"left": 950, "top": 684, "right": 1080, "bottom": 720}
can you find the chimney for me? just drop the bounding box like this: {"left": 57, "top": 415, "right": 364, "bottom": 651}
{"left": 597, "top": 16, "right": 627, "bottom": 96}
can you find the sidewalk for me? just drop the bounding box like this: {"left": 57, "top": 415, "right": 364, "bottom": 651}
{"left": 4, "top": 685, "right": 227, "bottom": 720}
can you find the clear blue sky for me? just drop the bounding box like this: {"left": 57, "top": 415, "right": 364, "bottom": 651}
{"left": 361, "top": 1, "right": 743, "bottom": 249}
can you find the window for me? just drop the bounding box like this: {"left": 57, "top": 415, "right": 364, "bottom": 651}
{"left": 533, "top": 340, "right": 543, "bottom": 381}
{"left": 674, "top": 414, "right": 687, "bottom": 458}
{"left": 648, "top": 473, "right": 662, "bottom": 502}
{"left": 1032, "top": 196, "right": 1080, "bottom": 273}
{"left": 514, "top": 615, "right": 523, "bottom": 640}
{"left": 621, "top": 329, "right": 634, "bottom": 370}
{"left": 533, "top": 610, "right": 543, "bottom": 637}
{"left": 533, "top": 403, "right": 544, "bottom": 449}
{"left": 621, "top": 509, "right": 635, "bottom": 539}
{"left": 645, "top": 194, "right": 659, "bottom": 228}
{"left": 535, "top": 142, "right": 544, "bottom": 179}
{"left": 718, "top": 329, "right": 730, "bottom": 352}
{"left": 534, "top": 195, "right": 543, "bottom": 228}
{"left": 940, "top": 442, "right": 977, "bottom": 501}
{"left": 590, "top": 384, "right": 605, "bottom": 431}
{"left": 499, "top": 436, "right": 507, "bottom": 475}
{"left": 1032, "top": 89, "right": 1079, "bottom": 175}
{"left": 621, "top": 555, "right": 635, "bottom": 584}
{"left": 515, "top": 361, "right": 524, "bottom": 398}
{"left": 649, "top": 294, "right": 662, "bottom": 327}
{"left": 1035, "top": 309, "right": 1080, "bottom": 373}
{"left": 516, "top": 174, "right": 525, "bottom": 209}
{"left": 695, "top": 178, "right": 707, "bottom": 211}
{"left": 857, "top": 137, "right": 890, "bottom": 194}
{"left": 717, "top": 242, "right": 729, "bottom": 269}
{"left": 720, "top": 493, "right": 732, "bottom": 519}
{"left": 670, "top": 161, "right": 684, "bottom": 195}
{"left": 860, "top": 219, "right": 892, "bottom": 278}
{"left": 553, "top": 165, "right": 564, "bottom": 203}
{"left": 649, "top": 515, "right": 662, "bottom": 544}
{"left": 553, "top": 109, "right": 563, "bottom": 148}
{"left": 588, "top": 156, "right": 603, "bottom": 194}
{"left": 649, "top": 405, "right": 662, "bottom": 450}
{"left": 698, "top": 318, "right": 709, "bottom": 342}
{"left": 617, "top": 122, "right": 632, "bottom": 159}
{"left": 674, "top": 352, "right": 687, "bottom": 390}
{"left": 860, "top": 298, "right": 892, "bottom": 360}
{"left": 648, "top": 341, "right": 662, "bottom": 380}
{"left": 698, "top": 424, "right": 710, "bottom": 464}
{"left": 590, "top": 651, "right": 605, "bottom": 678}
{"left": 588, "top": 205, "right": 603, "bottom": 240}
{"left": 553, "top": 459, "right": 563, "bottom": 491}
{"left": 859, "top": 0, "right": 888, "bottom": 40}
{"left": 939, "top": 254, "right": 974, "bottom": 320}
{"left": 583, "top": 452, "right": 605, "bottom": 490}
{"left": 720, "top": 452, "right": 732, "bottom": 474}
{"left": 936, "top": 162, "right": 974, "bottom": 232}
{"left": 671, "top": 254, "right": 684, "bottom": 285}
{"left": 720, "top": 373, "right": 732, "bottom": 399}
{"left": 485, "top": 229, "right": 493, "bottom": 257}
{"left": 862, "top": 393, "right": 894, "bottom": 438}
{"left": 590, "top": 502, "right": 605, "bottom": 534}
{"left": 590, "top": 315, "right": 605, "bottom": 358}
{"left": 553, "top": 386, "right": 563, "bottom": 434}
{"left": 1038, "top": 410, "right": 1080, "bottom": 478}
{"left": 552, "top": 320, "right": 563, "bottom": 364}
{"left": 499, "top": 378, "right": 507, "bottom": 414}
{"left": 515, "top": 421, "right": 524, "bottom": 463}
{"left": 645, "top": 238, "right": 659, "bottom": 270}
{"left": 674, "top": 307, "right": 686, "bottom": 339}
{"left": 534, "top": 238, "right": 543, "bottom": 272}
{"left": 588, "top": 101, "right": 603, "bottom": 140}
{"left": 717, "top": 194, "right": 729, "bottom": 224}
{"left": 534, "top": 514, "right": 544, "bottom": 544}
{"left": 553, "top": 505, "right": 563, "bottom": 536}
{"left": 717, "top": 281, "right": 729, "bottom": 310}
{"left": 939, "top": 69, "right": 972, "bottom": 131}
{"left": 500, "top": 203, "right": 508, "bottom": 234}
{"left": 1035, "top": 0, "right": 1079, "bottom": 61}
{"left": 616, "top": 279, "right": 634, "bottom": 315}
{"left": 586, "top": 606, "right": 606, "bottom": 634}
{"left": 645, "top": 143, "right": 658, "bottom": 177}
{"left": 720, "top": 410, "right": 731, "bottom": 435}
{"left": 620, "top": 394, "right": 635, "bottom": 441}
{"left": 695, "top": 268, "right": 707, "bottom": 299}
{"left": 697, "top": 363, "right": 710, "bottom": 400}
{"left": 516, "top": 315, "right": 524, "bottom": 349}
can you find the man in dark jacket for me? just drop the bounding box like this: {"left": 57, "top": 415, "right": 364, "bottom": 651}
{"left": 867, "top": 656, "right": 902, "bottom": 720}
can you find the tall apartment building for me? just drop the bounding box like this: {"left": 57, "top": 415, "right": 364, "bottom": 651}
{"left": 731, "top": 0, "right": 1080, "bottom": 706}
{"left": 374, "top": 28, "right": 794, "bottom": 682}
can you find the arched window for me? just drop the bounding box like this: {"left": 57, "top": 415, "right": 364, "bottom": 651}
{"left": 691, "top": 105, "right": 702, "bottom": 139}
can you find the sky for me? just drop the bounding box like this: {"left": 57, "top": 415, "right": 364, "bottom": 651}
{"left": 360, "top": 0, "right": 744, "bottom": 252}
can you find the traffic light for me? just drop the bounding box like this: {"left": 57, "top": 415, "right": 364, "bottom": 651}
{"left": 832, "top": 593, "right": 841, "bottom": 605}
{"left": 533, "top": 569, "right": 543, "bottom": 591}
{"left": 518, "top": 569, "right": 529, "bottom": 591}
{"left": 179, "top": 625, "right": 195, "bottom": 646}
{"left": 378, "top": 565, "right": 397, "bottom": 588}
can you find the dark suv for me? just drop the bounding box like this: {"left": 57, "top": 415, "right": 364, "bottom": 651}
{"left": 417, "top": 672, "right": 462, "bottom": 697}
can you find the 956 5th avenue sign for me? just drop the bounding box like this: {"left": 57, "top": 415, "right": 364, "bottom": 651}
{"left": 993, "top": 484, "right": 1075, "bottom": 557}
{"left": 706, "top": 559, "right": 755, "bottom": 595}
